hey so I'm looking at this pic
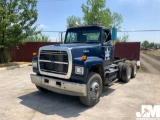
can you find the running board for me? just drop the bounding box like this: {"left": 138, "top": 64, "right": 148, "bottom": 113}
{"left": 107, "top": 78, "right": 119, "bottom": 86}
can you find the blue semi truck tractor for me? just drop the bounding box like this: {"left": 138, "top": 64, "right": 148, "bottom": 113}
{"left": 30, "top": 25, "right": 137, "bottom": 106}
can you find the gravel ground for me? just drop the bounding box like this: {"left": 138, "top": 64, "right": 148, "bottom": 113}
{"left": 0, "top": 65, "right": 160, "bottom": 120}
{"left": 140, "top": 52, "right": 160, "bottom": 74}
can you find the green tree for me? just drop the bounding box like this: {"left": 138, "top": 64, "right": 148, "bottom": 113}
{"left": 111, "top": 12, "right": 123, "bottom": 30}
{"left": 25, "top": 33, "right": 51, "bottom": 42}
{"left": 67, "top": 15, "right": 82, "bottom": 27}
{"left": 66, "top": 0, "right": 123, "bottom": 34}
{"left": 141, "top": 40, "right": 149, "bottom": 49}
{"left": 116, "top": 33, "right": 129, "bottom": 42}
{"left": 154, "top": 43, "right": 160, "bottom": 49}
{"left": 0, "top": 0, "right": 38, "bottom": 63}
{"left": 149, "top": 42, "right": 155, "bottom": 48}
{"left": 81, "top": 0, "right": 112, "bottom": 27}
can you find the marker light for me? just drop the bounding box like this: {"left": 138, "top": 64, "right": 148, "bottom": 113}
{"left": 33, "top": 52, "right": 37, "bottom": 56}
{"left": 82, "top": 55, "right": 87, "bottom": 61}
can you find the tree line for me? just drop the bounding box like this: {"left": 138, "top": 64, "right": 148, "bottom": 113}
{"left": 141, "top": 40, "right": 160, "bottom": 49}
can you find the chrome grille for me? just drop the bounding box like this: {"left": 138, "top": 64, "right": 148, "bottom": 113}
{"left": 39, "top": 50, "right": 68, "bottom": 75}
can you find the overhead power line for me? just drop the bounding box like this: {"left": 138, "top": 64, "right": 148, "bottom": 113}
{"left": 42, "top": 31, "right": 65, "bottom": 32}
{"left": 118, "top": 30, "right": 160, "bottom": 32}
{"left": 38, "top": 0, "right": 67, "bottom": 2}
{"left": 42, "top": 30, "right": 160, "bottom": 33}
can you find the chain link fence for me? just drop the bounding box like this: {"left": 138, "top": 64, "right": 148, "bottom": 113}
{"left": 42, "top": 31, "right": 66, "bottom": 42}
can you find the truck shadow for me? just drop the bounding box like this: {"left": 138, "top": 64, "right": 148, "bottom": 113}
{"left": 101, "top": 87, "right": 115, "bottom": 97}
{"left": 18, "top": 86, "right": 115, "bottom": 118}
{"left": 19, "top": 91, "right": 86, "bottom": 118}
{"left": 101, "top": 81, "right": 125, "bottom": 97}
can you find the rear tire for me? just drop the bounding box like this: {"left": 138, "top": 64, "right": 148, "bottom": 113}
{"left": 125, "top": 60, "right": 137, "bottom": 78}
{"left": 118, "top": 62, "right": 125, "bottom": 80}
{"left": 131, "top": 61, "right": 137, "bottom": 78}
{"left": 121, "top": 63, "right": 131, "bottom": 83}
{"left": 79, "top": 72, "right": 102, "bottom": 106}
{"left": 36, "top": 85, "right": 48, "bottom": 92}
{"left": 125, "top": 60, "right": 131, "bottom": 64}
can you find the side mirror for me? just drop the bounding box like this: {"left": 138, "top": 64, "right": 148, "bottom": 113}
{"left": 111, "top": 28, "right": 117, "bottom": 41}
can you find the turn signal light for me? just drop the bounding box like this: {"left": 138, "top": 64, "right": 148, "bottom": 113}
{"left": 33, "top": 52, "right": 37, "bottom": 56}
{"left": 82, "top": 55, "right": 87, "bottom": 61}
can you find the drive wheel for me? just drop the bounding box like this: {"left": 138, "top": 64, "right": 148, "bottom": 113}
{"left": 131, "top": 61, "right": 137, "bottom": 78}
{"left": 36, "top": 85, "right": 48, "bottom": 92}
{"left": 122, "top": 63, "right": 131, "bottom": 83}
{"left": 80, "top": 72, "right": 102, "bottom": 106}
{"left": 118, "top": 62, "right": 125, "bottom": 80}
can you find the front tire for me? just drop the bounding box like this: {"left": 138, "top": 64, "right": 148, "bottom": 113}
{"left": 80, "top": 72, "right": 102, "bottom": 106}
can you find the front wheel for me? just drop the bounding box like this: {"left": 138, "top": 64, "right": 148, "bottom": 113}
{"left": 79, "top": 72, "right": 102, "bottom": 106}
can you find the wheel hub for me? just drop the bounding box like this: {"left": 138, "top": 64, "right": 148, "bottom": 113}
{"left": 90, "top": 81, "right": 100, "bottom": 99}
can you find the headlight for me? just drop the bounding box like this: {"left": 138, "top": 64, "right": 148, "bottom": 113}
{"left": 32, "top": 61, "right": 37, "bottom": 68}
{"left": 75, "top": 66, "right": 84, "bottom": 75}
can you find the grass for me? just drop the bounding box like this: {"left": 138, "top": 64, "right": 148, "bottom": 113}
{"left": 138, "top": 66, "right": 145, "bottom": 72}
{"left": 0, "top": 62, "right": 30, "bottom": 68}
{"left": 147, "top": 49, "right": 160, "bottom": 57}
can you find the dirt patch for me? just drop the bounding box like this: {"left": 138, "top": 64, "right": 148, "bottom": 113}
{"left": 148, "top": 49, "right": 160, "bottom": 56}
{"left": 0, "top": 62, "right": 30, "bottom": 68}
{"left": 142, "top": 49, "right": 160, "bottom": 61}
{"left": 140, "top": 52, "right": 160, "bottom": 74}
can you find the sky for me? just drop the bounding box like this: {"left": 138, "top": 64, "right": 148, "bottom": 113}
{"left": 36, "top": 0, "right": 160, "bottom": 43}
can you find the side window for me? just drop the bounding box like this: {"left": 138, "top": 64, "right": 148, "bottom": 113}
{"left": 103, "top": 31, "right": 107, "bottom": 43}
{"left": 103, "top": 30, "right": 111, "bottom": 43}
{"left": 67, "top": 32, "right": 77, "bottom": 42}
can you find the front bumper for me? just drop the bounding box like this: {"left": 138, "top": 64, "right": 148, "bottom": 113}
{"left": 30, "top": 74, "right": 87, "bottom": 96}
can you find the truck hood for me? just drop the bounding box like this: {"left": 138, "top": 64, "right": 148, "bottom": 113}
{"left": 40, "top": 43, "right": 102, "bottom": 59}
{"left": 54, "top": 43, "right": 100, "bottom": 48}
{"left": 40, "top": 43, "right": 101, "bottom": 51}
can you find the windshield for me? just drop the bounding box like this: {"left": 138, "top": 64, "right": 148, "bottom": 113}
{"left": 65, "top": 27, "right": 101, "bottom": 43}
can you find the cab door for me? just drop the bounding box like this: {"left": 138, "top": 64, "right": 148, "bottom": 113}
{"left": 102, "top": 30, "right": 114, "bottom": 70}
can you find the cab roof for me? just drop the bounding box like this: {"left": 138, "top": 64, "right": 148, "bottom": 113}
{"left": 67, "top": 25, "right": 111, "bottom": 31}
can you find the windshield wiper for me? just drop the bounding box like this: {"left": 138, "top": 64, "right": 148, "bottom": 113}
{"left": 66, "top": 42, "right": 83, "bottom": 43}
{"left": 66, "top": 41, "right": 100, "bottom": 43}
{"left": 84, "top": 41, "right": 100, "bottom": 43}
{"left": 71, "top": 42, "right": 83, "bottom": 43}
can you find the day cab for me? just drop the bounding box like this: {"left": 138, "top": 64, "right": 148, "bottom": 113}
{"left": 31, "top": 25, "right": 138, "bottom": 106}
